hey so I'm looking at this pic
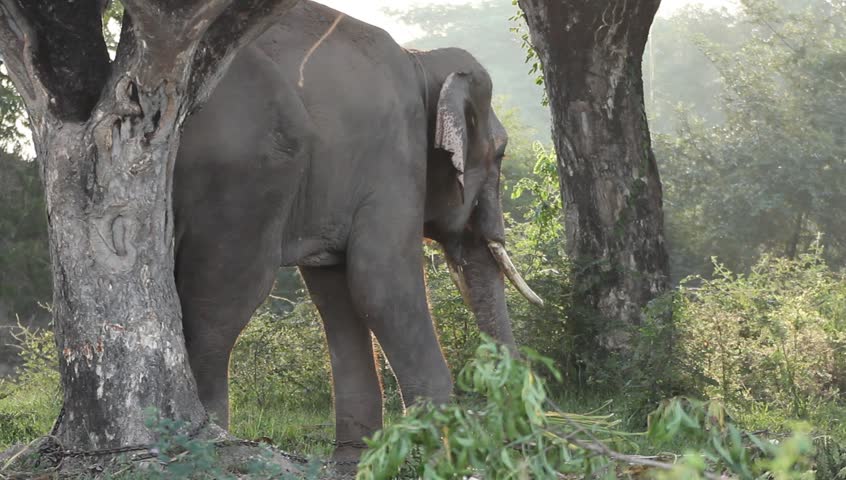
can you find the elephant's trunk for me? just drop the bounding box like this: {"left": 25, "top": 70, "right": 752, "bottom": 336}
{"left": 454, "top": 233, "right": 517, "bottom": 352}
{"left": 470, "top": 159, "right": 543, "bottom": 308}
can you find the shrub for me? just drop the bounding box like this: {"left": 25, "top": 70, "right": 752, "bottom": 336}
{"left": 0, "top": 325, "right": 60, "bottom": 449}
{"left": 673, "top": 244, "right": 846, "bottom": 417}
{"left": 229, "top": 298, "right": 333, "bottom": 436}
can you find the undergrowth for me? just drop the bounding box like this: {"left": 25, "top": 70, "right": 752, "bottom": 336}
{"left": 3, "top": 246, "right": 846, "bottom": 477}
{"left": 0, "top": 325, "right": 60, "bottom": 449}
{"left": 357, "top": 340, "right": 816, "bottom": 480}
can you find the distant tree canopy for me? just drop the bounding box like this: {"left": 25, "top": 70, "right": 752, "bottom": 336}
{"left": 0, "top": 62, "right": 26, "bottom": 154}
{"left": 399, "top": 0, "right": 845, "bottom": 281}
{"left": 655, "top": 0, "right": 846, "bottom": 279}
{"left": 644, "top": 6, "right": 745, "bottom": 133}
{"left": 0, "top": 69, "right": 48, "bottom": 327}
{"left": 0, "top": 154, "right": 48, "bottom": 320}
{"left": 396, "top": 1, "right": 551, "bottom": 133}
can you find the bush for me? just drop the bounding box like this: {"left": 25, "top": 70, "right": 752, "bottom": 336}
{"left": 229, "top": 296, "right": 334, "bottom": 452}
{"left": 672, "top": 244, "right": 846, "bottom": 419}
{"left": 230, "top": 298, "right": 332, "bottom": 413}
{"left": 356, "top": 339, "right": 628, "bottom": 480}
{"left": 0, "top": 325, "right": 60, "bottom": 449}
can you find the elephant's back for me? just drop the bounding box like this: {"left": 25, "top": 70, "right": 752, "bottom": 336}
{"left": 175, "top": 1, "right": 428, "bottom": 267}
{"left": 251, "top": 1, "right": 423, "bottom": 144}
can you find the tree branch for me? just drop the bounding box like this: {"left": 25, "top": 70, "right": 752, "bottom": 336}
{"left": 120, "top": 0, "right": 236, "bottom": 46}
{"left": 547, "top": 399, "right": 725, "bottom": 480}
{"left": 0, "top": 0, "right": 48, "bottom": 124}
{"left": 0, "top": 0, "right": 110, "bottom": 123}
{"left": 118, "top": 0, "right": 299, "bottom": 106}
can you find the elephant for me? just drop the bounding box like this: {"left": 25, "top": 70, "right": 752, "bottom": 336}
{"left": 173, "top": 0, "right": 542, "bottom": 462}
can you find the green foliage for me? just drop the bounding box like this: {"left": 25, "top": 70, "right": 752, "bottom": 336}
{"left": 504, "top": 143, "right": 585, "bottom": 388}
{"left": 357, "top": 340, "right": 816, "bottom": 479}
{"left": 132, "top": 411, "right": 227, "bottom": 479}
{"left": 672, "top": 245, "right": 846, "bottom": 420}
{"left": 511, "top": 142, "right": 562, "bottom": 246}
{"left": 649, "top": 398, "right": 815, "bottom": 480}
{"left": 0, "top": 326, "right": 60, "bottom": 449}
{"left": 656, "top": 0, "right": 846, "bottom": 277}
{"left": 0, "top": 154, "right": 51, "bottom": 321}
{"left": 0, "top": 68, "right": 26, "bottom": 155}
{"left": 357, "top": 339, "right": 623, "bottom": 480}
{"left": 229, "top": 296, "right": 332, "bottom": 436}
{"left": 508, "top": 0, "right": 546, "bottom": 106}
{"left": 493, "top": 98, "right": 543, "bottom": 216}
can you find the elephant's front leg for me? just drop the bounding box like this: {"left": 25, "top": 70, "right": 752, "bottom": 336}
{"left": 300, "top": 266, "right": 383, "bottom": 464}
{"left": 347, "top": 207, "right": 454, "bottom": 409}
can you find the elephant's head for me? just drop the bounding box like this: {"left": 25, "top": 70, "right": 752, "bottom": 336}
{"left": 417, "top": 48, "right": 542, "bottom": 350}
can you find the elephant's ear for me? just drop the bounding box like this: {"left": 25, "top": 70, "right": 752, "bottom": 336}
{"left": 435, "top": 72, "right": 472, "bottom": 192}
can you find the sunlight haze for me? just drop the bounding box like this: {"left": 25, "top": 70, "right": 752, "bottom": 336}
{"left": 316, "top": 0, "right": 738, "bottom": 43}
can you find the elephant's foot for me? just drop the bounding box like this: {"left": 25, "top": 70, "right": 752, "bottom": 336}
{"left": 328, "top": 444, "right": 366, "bottom": 477}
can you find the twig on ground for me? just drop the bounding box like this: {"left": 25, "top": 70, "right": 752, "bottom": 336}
{"left": 1, "top": 438, "right": 39, "bottom": 472}
{"left": 546, "top": 399, "right": 728, "bottom": 480}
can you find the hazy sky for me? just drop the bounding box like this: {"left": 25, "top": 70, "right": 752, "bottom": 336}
{"left": 316, "top": 0, "right": 738, "bottom": 43}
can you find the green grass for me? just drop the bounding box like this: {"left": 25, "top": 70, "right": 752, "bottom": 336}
{"left": 0, "top": 328, "right": 61, "bottom": 450}
{"left": 230, "top": 400, "right": 411, "bottom": 461}
{"left": 230, "top": 402, "right": 335, "bottom": 458}
{"left": 0, "top": 385, "right": 60, "bottom": 450}
{"left": 735, "top": 399, "right": 846, "bottom": 443}
{"left": 0, "top": 322, "right": 841, "bottom": 477}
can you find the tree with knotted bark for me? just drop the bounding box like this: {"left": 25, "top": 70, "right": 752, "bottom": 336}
{"left": 0, "top": 0, "right": 299, "bottom": 469}
{"left": 516, "top": 0, "right": 670, "bottom": 340}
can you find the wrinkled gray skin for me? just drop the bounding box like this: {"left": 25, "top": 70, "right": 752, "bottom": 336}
{"left": 174, "top": 0, "right": 516, "bottom": 461}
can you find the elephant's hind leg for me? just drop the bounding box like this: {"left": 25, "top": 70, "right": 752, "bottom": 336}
{"left": 176, "top": 235, "right": 280, "bottom": 429}
{"left": 300, "top": 265, "right": 383, "bottom": 463}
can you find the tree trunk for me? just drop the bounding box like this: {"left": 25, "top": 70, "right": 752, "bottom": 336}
{"left": 42, "top": 87, "right": 206, "bottom": 449}
{"left": 517, "top": 0, "right": 670, "bottom": 340}
{"left": 785, "top": 210, "right": 805, "bottom": 260}
{"left": 0, "top": 0, "right": 299, "bottom": 453}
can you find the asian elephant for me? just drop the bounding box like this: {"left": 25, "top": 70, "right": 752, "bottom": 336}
{"left": 173, "top": 0, "right": 541, "bottom": 461}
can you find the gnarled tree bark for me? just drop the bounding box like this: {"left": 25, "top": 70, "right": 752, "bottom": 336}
{"left": 516, "top": 0, "right": 670, "bottom": 340}
{"left": 0, "top": 0, "right": 298, "bottom": 452}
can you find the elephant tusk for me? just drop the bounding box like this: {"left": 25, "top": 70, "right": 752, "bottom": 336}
{"left": 446, "top": 259, "right": 473, "bottom": 306}
{"left": 487, "top": 241, "right": 545, "bottom": 307}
